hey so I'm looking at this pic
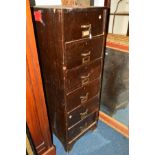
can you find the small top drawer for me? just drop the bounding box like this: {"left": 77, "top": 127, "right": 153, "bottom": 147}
{"left": 65, "top": 36, "right": 103, "bottom": 69}
{"left": 63, "top": 7, "right": 106, "bottom": 42}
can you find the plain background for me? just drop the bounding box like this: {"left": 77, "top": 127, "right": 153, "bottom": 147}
{"left": 0, "top": 0, "right": 155, "bottom": 155}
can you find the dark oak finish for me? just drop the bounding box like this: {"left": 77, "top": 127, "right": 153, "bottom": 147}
{"left": 32, "top": 5, "right": 109, "bottom": 151}
{"left": 67, "top": 112, "right": 98, "bottom": 141}
{"left": 66, "top": 79, "right": 100, "bottom": 111}
{"left": 65, "top": 59, "right": 102, "bottom": 93}
{"left": 26, "top": 0, "right": 55, "bottom": 154}
{"left": 63, "top": 8, "right": 105, "bottom": 41}
{"left": 67, "top": 96, "right": 99, "bottom": 127}
{"left": 65, "top": 36, "right": 103, "bottom": 69}
{"left": 104, "top": 0, "right": 111, "bottom": 8}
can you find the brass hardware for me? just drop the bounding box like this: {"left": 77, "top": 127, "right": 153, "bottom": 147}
{"left": 82, "top": 30, "right": 89, "bottom": 37}
{"left": 80, "top": 109, "right": 88, "bottom": 120}
{"left": 81, "top": 51, "right": 91, "bottom": 64}
{"left": 82, "top": 56, "right": 90, "bottom": 64}
{"left": 99, "top": 15, "right": 102, "bottom": 19}
{"left": 80, "top": 93, "right": 89, "bottom": 104}
{"left": 63, "top": 66, "right": 66, "bottom": 70}
{"left": 81, "top": 24, "right": 92, "bottom": 38}
{"left": 81, "top": 77, "right": 89, "bottom": 86}
{"left": 81, "top": 51, "right": 91, "bottom": 57}
{"left": 81, "top": 74, "right": 90, "bottom": 86}
{"left": 81, "top": 24, "right": 91, "bottom": 29}
{"left": 81, "top": 74, "right": 90, "bottom": 79}
{"left": 69, "top": 115, "right": 72, "bottom": 119}
{"left": 80, "top": 122, "right": 88, "bottom": 132}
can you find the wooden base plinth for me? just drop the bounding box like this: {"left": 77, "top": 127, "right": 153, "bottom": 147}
{"left": 42, "top": 146, "right": 56, "bottom": 155}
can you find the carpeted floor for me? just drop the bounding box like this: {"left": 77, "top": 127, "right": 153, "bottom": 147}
{"left": 53, "top": 120, "right": 129, "bottom": 155}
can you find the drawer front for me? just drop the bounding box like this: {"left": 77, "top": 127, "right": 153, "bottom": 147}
{"left": 65, "top": 59, "right": 102, "bottom": 93}
{"left": 66, "top": 79, "right": 100, "bottom": 112}
{"left": 63, "top": 8, "right": 105, "bottom": 42}
{"left": 65, "top": 36, "right": 103, "bottom": 69}
{"left": 67, "top": 96, "right": 99, "bottom": 127}
{"left": 67, "top": 112, "right": 97, "bottom": 141}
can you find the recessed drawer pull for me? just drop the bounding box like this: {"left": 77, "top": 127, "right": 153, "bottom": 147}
{"left": 80, "top": 92, "right": 89, "bottom": 103}
{"left": 80, "top": 109, "right": 88, "bottom": 120}
{"left": 81, "top": 51, "right": 91, "bottom": 57}
{"left": 81, "top": 74, "right": 90, "bottom": 86}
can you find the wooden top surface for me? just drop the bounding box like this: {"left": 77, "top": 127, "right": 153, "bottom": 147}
{"left": 33, "top": 5, "right": 106, "bottom": 9}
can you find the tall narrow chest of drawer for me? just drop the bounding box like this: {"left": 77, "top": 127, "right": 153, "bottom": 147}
{"left": 33, "top": 5, "right": 109, "bottom": 151}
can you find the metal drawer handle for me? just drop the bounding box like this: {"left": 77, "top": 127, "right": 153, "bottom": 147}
{"left": 82, "top": 56, "right": 90, "bottom": 64}
{"left": 80, "top": 122, "right": 88, "bottom": 132}
{"left": 81, "top": 24, "right": 91, "bottom": 29}
{"left": 81, "top": 77, "right": 89, "bottom": 86}
{"left": 81, "top": 51, "right": 91, "bottom": 57}
{"left": 81, "top": 74, "right": 90, "bottom": 79}
{"left": 81, "top": 74, "right": 90, "bottom": 86}
{"left": 80, "top": 92, "right": 89, "bottom": 104}
{"left": 81, "top": 24, "right": 92, "bottom": 39}
{"left": 81, "top": 51, "right": 91, "bottom": 64}
{"left": 80, "top": 109, "right": 88, "bottom": 120}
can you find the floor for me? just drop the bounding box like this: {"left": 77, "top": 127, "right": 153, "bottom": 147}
{"left": 53, "top": 120, "right": 129, "bottom": 155}
{"left": 112, "top": 104, "right": 129, "bottom": 127}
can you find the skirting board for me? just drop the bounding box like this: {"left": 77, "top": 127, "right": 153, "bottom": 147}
{"left": 99, "top": 111, "right": 129, "bottom": 138}
{"left": 106, "top": 42, "right": 129, "bottom": 53}
{"left": 42, "top": 146, "right": 56, "bottom": 155}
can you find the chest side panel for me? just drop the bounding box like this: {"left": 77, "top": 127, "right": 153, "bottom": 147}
{"left": 33, "top": 8, "right": 67, "bottom": 143}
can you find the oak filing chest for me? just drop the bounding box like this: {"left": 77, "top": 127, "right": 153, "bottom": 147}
{"left": 33, "top": 5, "right": 109, "bottom": 151}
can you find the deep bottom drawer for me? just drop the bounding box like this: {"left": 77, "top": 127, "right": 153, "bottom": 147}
{"left": 67, "top": 112, "right": 98, "bottom": 141}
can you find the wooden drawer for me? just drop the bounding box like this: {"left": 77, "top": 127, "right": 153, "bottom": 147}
{"left": 65, "top": 36, "right": 103, "bottom": 69}
{"left": 65, "top": 59, "right": 102, "bottom": 93}
{"left": 67, "top": 112, "right": 97, "bottom": 141}
{"left": 67, "top": 96, "right": 99, "bottom": 127}
{"left": 63, "top": 7, "right": 106, "bottom": 42}
{"left": 66, "top": 79, "right": 100, "bottom": 112}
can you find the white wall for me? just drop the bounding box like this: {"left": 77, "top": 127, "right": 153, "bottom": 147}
{"left": 94, "top": 0, "right": 104, "bottom": 6}
{"left": 35, "top": 0, "right": 61, "bottom": 5}
{"left": 109, "top": 0, "right": 129, "bottom": 35}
